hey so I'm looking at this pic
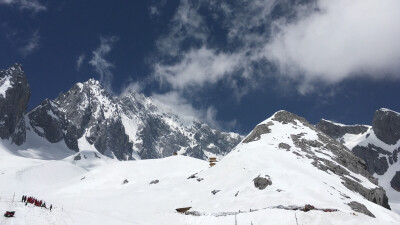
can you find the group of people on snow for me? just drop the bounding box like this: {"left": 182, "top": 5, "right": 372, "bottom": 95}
{"left": 21, "top": 195, "right": 52, "bottom": 211}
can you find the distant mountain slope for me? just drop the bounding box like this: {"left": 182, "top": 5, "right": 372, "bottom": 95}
{"left": 317, "top": 108, "right": 400, "bottom": 213}
{"left": 0, "top": 64, "right": 241, "bottom": 160}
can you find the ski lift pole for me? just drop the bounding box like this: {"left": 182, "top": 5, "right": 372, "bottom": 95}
{"left": 12, "top": 192, "right": 15, "bottom": 203}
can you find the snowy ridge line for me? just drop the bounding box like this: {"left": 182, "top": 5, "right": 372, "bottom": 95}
{"left": 320, "top": 118, "right": 369, "bottom": 128}
{"left": 380, "top": 108, "right": 400, "bottom": 116}
{"left": 182, "top": 204, "right": 339, "bottom": 217}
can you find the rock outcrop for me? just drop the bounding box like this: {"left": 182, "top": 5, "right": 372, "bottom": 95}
{"left": 317, "top": 109, "right": 400, "bottom": 210}
{"left": 316, "top": 119, "right": 368, "bottom": 139}
{"left": 372, "top": 109, "right": 400, "bottom": 145}
{"left": 0, "top": 64, "right": 30, "bottom": 145}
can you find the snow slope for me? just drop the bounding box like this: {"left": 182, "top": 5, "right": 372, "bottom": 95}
{"left": 1, "top": 111, "right": 399, "bottom": 224}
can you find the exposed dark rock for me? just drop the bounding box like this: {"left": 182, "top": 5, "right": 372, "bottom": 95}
{"left": 272, "top": 110, "right": 312, "bottom": 127}
{"left": 74, "top": 154, "right": 81, "bottom": 161}
{"left": 93, "top": 119, "right": 133, "bottom": 160}
{"left": 211, "top": 190, "right": 220, "bottom": 195}
{"left": 394, "top": 148, "right": 399, "bottom": 163}
{"left": 347, "top": 201, "right": 375, "bottom": 218}
{"left": 12, "top": 118, "right": 27, "bottom": 145}
{"left": 123, "top": 179, "right": 129, "bottom": 184}
{"left": 176, "top": 207, "right": 191, "bottom": 213}
{"left": 390, "top": 171, "right": 400, "bottom": 192}
{"left": 243, "top": 122, "right": 273, "bottom": 143}
{"left": 316, "top": 134, "right": 377, "bottom": 185}
{"left": 150, "top": 179, "right": 159, "bottom": 184}
{"left": 278, "top": 143, "right": 291, "bottom": 151}
{"left": 0, "top": 64, "right": 30, "bottom": 145}
{"left": 28, "top": 99, "right": 79, "bottom": 151}
{"left": 253, "top": 175, "right": 272, "bottom": 190}
{"left": 352, "top": 145, "right": 389, "bottom": 175}
{"left": 316, "top": 119, "right": 368, "bottom": 139}
{"left": 372, "top": 109, "right": 400, "bottom": 145}
{"left": 187, "top": 173, "right": 197, "bottom": 179}
{"left": 342, "top": 177, "right": 390, "bottom": 210}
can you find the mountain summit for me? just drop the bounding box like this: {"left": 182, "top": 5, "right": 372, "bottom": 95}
{"left": 0, "top": 64, "right": 242, "bottom": 160}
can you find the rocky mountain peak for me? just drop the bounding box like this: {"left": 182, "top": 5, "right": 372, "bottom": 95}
{"left": 0, "top": 64, "right": 30, "bottom": 145}
{"left": 242, "top": 110, "right": 390, "bottom": 210}
{"left": 372, "top": 108, "right": 400, "bottom": 145}
{"left": 0, "top": 64, "right": 242, "bottom": 162}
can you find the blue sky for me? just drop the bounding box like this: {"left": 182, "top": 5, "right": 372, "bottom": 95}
{"left": 1, "top": 0, "right": 400, "bottom": 134}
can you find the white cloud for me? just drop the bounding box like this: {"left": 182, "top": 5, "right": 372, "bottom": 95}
{"left": 76, "top": 54, "right": 85, "bottom": 71}
{"left": 120, "top": 81, "right": 144, "bottom": 96}
{"left": 149, "top": 0, "right": 166, "bottom": 17}
{"left": 151, "top": 91, "right": 234, "bottom": 129}
{"left": 19, "top": 30, "right": 40, "bottom": 57}
{"left": 89, "top": 36, "right": 118, "bottom": 91}
{"left": 153, "top": 0, "right": 400, "bottom": 95}
{"left": 155, "top": 0, "right": 208, "bottom": 57}
{"left": 149, "top": 6, "right": 160, "bottom": 17}
{"left": 154, "top": 47, "right": 243, "bottom": 90}
{"left": 0, "top": 0, "right": 46, "bottom": 13}
{"left": 76, "top": 53, "right": 86, "bottom": 71}
{"left": 265, "top": 0, "right": 400, "bottom": 88}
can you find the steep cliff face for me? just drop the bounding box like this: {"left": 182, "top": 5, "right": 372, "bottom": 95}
{"left": 317, "top": 109, "right": 400, "bottom": 212}
{"left": 317, "top": 119, "right": 369, "bottom": 139}
{"left": 372, "top": 109, "right": 400, "bottom": 145}
{"left": 0, "top": 64, "right": 30, "bottom": 145}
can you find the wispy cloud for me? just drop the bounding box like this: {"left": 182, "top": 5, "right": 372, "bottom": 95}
{"left": 0, "top": 0, "right": 46, "bottom": 13}
{"left": 154, "top": 47, "right": 243, "bottom": 90}
{"left": 76, "top": 54, "right": 85, "bottom": 71}
{"left": 148, "top": 0, "right": 167, "bottom": 17}
{"left": 89, "top": 36, "right": 119, "bottom": 91}
{"left": 19, "top": 30, "right": 40, "bottom": 57}
{"left": 155, "top": 0, "right": 208, "bottom": 57}
{"left": 151, "top": 91, "right": 236, "bottom": 130}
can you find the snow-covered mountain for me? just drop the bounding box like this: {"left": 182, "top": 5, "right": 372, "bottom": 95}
{"left": 317, "top": 108, "right": 400, "bottom": 213}
{"left": 0, "top": 64, "right": 30, "bottom": 146}
{"left": 0, "top": 64, "right": 241, "bottom": 160}
{"left": 0, "top": 110, "right": 399, "bottom": 224}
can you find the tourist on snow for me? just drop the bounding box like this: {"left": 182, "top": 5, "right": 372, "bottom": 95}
{"left": 50, "top": 204, "right": 53, "bottom": 211}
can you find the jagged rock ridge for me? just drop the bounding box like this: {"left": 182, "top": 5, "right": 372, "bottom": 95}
{"left": 0, "top": 64, "right": 241, "bottom": 161}
{"left": 317, "top": 109, "right": 400, "bottom": 213}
